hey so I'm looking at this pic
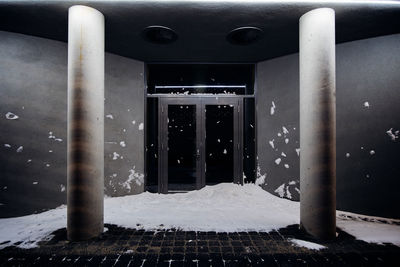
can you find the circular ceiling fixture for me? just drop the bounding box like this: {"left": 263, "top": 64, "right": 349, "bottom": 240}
{"left": 142, "top": 26, "right": 178, "bottom": 44}
{"left": 227, "top": 27, "right": 263, "bottom": 45}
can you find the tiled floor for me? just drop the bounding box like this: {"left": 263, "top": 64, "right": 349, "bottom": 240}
{"left": 0, "top": 224, "right": 398, "bottom": 266}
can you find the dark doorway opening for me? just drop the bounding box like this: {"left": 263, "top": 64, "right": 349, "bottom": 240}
{"left": 145, "top": 64, "right": 256, "bottom": 193}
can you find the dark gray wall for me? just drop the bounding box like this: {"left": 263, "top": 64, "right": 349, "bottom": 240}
{"left": 0, "top": 31, "right": 145, "bottom": 218}
{"left": 256, "top": 33, "right": 400, "bottom": 219}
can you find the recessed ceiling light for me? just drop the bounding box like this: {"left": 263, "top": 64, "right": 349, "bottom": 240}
{"left": 227, "top": 27, "right": 263, "bottom": 45}
{"left": 142, "top": 26, "right": 178, "bottom": 44}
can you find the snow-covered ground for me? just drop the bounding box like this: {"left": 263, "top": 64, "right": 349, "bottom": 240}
{"left": 0, "top": 183, "right": 399, "bottom": 249}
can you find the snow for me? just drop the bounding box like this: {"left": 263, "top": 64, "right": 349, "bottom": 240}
{"left": 106, "top": 114, "right": 114, "bottom": 119}
{"left": 5, "top": 112, "right": 19, "bottom": 120}
{"left": 285, "top": 138, "right": 289, "bottom": 144}
{"left": 363, "top": 101, "right": 370, "bottom": 108}
{"left": 4, "top": 144, "right": 11, "bottom": 148}
{"left": 16, "top": 146, "right": 23, "bottom": 153}
{"left": 119, "top": 141, "right": 126, "bottom": 147}
{"left": 295, "top": 148, "right": 300, "bottom": 156}
{"left": 369, "top": 150, "right": 375, "bottom": 155}
{"left": 289, "top": 238, "right": 326, "bottom": 250}
{"left": 337, "top": 211, "right": 400, "bottom": 246}
{"left": 0, "top": 183, "right": 399, "bottom": 250}
{"left": 346, "top": 153, "right": 350, "bottom": 158}
{"left": 274, "top": 158, "right": 281, "bottom": 165}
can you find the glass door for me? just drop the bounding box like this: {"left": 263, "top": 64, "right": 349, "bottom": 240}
{"left": 159, "top": 97, "right": 242, "bottom": 193}
{"left": 202, "top": 98, "right": 242, "bottom": 187}
{"left": 159, "top": 98, "right": 201, "bottom": 193}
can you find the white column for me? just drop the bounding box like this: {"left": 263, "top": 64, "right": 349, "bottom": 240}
{"left": 299, "top": 8, "right": 336, "bottom": 239}
{"left": 67, "top": 5, "right": 105, "bottom": 241}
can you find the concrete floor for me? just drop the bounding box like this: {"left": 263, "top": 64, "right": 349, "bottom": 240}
{"left": 0, "top": 224, "right": 398, "bottom": 266}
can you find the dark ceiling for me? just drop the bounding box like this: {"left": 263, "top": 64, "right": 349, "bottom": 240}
{"left": 1, "top": 0, "right": 400, "bottom": 63}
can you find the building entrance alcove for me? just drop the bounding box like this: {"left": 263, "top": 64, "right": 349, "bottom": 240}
{"left": 146, "top": 64, "right": 256, "bottom": 193}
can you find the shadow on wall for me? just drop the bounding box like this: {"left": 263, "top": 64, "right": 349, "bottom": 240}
{"left": 256, "top": 33, "right": 400, "bottom": 219}
{"left": 0, "top": 31, "right": 145, "bottom": 218}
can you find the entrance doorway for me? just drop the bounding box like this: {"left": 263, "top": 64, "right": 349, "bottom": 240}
{"left": 158, "top": 96, "right": 243, "bottom": 193}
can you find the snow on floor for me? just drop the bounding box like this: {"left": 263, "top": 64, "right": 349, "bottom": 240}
{"left": 0, "top": 183, "right": 399, "bottom": 249}
{"left": 289, "top": 238, "right": 326, "bottom": 250}
{"left": 337, "top": 210, "right": 400, "bottom": 246}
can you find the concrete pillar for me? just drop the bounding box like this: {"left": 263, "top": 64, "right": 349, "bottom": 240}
{"left": 299, "top": 8, "right": 336, "bottom": 240}
{"left": 67, "top": 5, "right": 104, "bottom": 241}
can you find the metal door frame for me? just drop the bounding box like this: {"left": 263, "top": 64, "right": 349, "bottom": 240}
{"left": 159, "top": 96, "right": 243, "bottom": 193}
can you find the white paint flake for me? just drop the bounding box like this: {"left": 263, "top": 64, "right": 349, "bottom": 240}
{"left": 48, "top": 132, "right": 62, "bottom": 142}
{"left": 282, "top": 126, "right": 289, "bottom": 135}
{"left": 370, "top": 150, "right": 375, "bottom": 155}
{"left": 5, "top": 112, "right": 19, "bottom": 120}
{"left": 281, "top": 152, "right": 286, "bottom": 157}
{"left": 138, "top": 123, "right": 144, "bottom": 131}
{"left": 270, "top": 101, "right": 276, "bottom": 115}
{"left": 60, "top": 184, "right": 65, "bottom": 192}
{"left": 363, "top": 101, "right": 370, "bottom": 108}
{"left": 275, "top": 158, "right": 281, "bottom": 165}
{"left": 120, "top": 141, "right": 126, "bottom": 147}
{"left": 106, "top": 114, "right": 114, "bottom": 119}
{"left": 121, "top": 166, "right": 144, "bottom": 192}
{"left": 285, "top": 186, "right": 292, "bottom": 199}
{"left": 274, "top": 184, "right": 285, "bottom": 197}
{"left": 295, "top": 148, "right": 300, "bottom": 156}
{"left": 255, "top": 165, "right": 266, "bottom": 186}
{"left": 16, "top": 146, "right": 23, "bottom": 153}
{"left": 277, "top": 132, "right": 282, "bottom": 137}
{"left": 284, "top": 164, "right": 289, "bottom": 169}
{"left": 346, "top": 153, "right": 350, "bottom": 158}
{"left": 112, "top": 152, "right": 120, "bottom": 160}
{"left": 285, "top": 138, "right": 289, "bottom": 144}
{"left": 269, "top": 140, "right": 275, "bottom": 149}
{"left": 386, "top": 128, "right": 399, "bottom": 141}
{"left": 4, "top": 144, "right": 11, "bottom": 148}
